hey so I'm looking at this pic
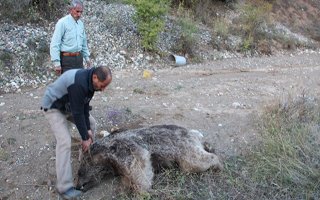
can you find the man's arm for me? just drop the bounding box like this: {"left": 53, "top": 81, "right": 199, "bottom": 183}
{"left": 50, "top": 20, "right": 65, "bottom": 73}
{"left": 68, "top": 84, "right": 90, "bottom": 141}
{"left": 80, "top": 23, "right": 91, "bottom": 68}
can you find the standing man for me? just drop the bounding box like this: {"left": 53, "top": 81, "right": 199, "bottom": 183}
{"left": 50, "top": 0, "right": 91, "bottom": 75}
{"left": 41, "top": 66, "right": 112, "bottom": 199}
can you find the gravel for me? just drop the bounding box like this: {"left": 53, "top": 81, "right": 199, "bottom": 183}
{"left": 0, "top": 0, "right": 318, "bottom": 93}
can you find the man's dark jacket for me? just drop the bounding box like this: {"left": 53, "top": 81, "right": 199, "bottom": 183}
{"left": 42, "top": 68, "right": 95, "bottom": 140}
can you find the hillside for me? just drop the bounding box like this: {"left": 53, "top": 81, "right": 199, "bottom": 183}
{"left": 0, "top": 0, "right": 319, "bottom": 93}
{"left": 272, "top": 0, "right": 320, "bottom": 41}
{"left": 0, "top": 0, "right": 320, "bottom": 199}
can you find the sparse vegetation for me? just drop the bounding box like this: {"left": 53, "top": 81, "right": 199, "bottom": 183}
{"left": 234, "top": 0, "right": 273, "bottom": 52}
{"left": 133, "top": 88, "right": 145, "bottom": 94}
{"left": 225, "top": 95, "right": 320, "bottom": 199}
{"left": 22, "top": 37, "right": 50, "bottom": 77}
{"left": 171, "top": 4, "right": 198, "bottom": 57}
{"left": 0, "top": 1, "right": 320, "bottom": 198}
{"left": 0, "top": 0, "right": 67, "bottom": 23}
{"left": 238, "top": 94, "right": 319, "bottom": 198}
{"left": 213, "top": 18, "right": 230, "bottom": 39}
{"left": 71, "top": 94, "right": 320, "bottom": 199}
{"left": 0, "top": 0, "right": 318, "bottom": 55}
{"left": 0, "top": 51, "right": 14, "bottom": 74}
{"left": 126, "top": 0, "right": 170, "bottom": 51}
{"left": 0, "top": 148, "right": 9, "bottom": 161}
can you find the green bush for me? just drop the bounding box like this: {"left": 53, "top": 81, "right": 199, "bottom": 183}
{"left": 127, "top": 0, "right": 170, "bottom": 51}
{"left": 214, "top": 18, "right": 229, "bottom": 38}
{"left": 176, "top": 17, "right": 198, "bottom": 56}
{"left": 241, "top": 34, "right": 254, "bottom": 52}
{"left": 169, "top": 3, "right": 198, "bottom": 57}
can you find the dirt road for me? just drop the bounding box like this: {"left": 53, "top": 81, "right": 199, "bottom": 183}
{"left": 0, "top": 51, "right": 320, "bottom": 199}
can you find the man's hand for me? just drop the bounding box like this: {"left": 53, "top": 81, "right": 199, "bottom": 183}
{"left": 81, "top": 130, "right": 94, "bottom": 152}
{"left": 54, "top": 66, "right": 62, "bottom": 75}
{"left": 81, "top": 138, "right": 92, "bottom": 152}
{"left": 86, "top": 60, "right": 92, "bottom": 69}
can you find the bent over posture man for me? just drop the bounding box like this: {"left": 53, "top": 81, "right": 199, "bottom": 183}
{"left": 41, "top": 66, "right": 112, "bottom": 199}
{"left": 50, "top": 0, "right": 91, "bottom": 75}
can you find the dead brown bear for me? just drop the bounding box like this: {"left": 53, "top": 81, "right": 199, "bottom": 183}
{"left": 76, "top": 125, "right": 223, "bottom": 193}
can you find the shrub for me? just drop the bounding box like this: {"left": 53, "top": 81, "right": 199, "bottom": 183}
{"left": 214, "top": 17, "right": 230, "bottom": 39}
{"left": 241, "top": 34, "right": 254, "bottom": 52}
{"left": 170, "top": 3, "right": 198, "bottom": 56}
{"left": 127, "top": 0, "right": 170, "bottom": 51}
{"left": 236, "top": 0, "right": 272, "bottom": 34}
{"left": 234, "top": 0, "right": 273, "bottom": 52}
{"left": 176, "top": 19, "right": 198, "bottom": 56}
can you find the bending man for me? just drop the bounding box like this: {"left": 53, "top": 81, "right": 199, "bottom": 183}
{"left": 41, "top": 66, "right": 112, "bottom": 199}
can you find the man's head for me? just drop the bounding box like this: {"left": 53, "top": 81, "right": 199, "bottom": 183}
{"left": 69, "top": 0, "right": 84, "bottom": 21}
{"left": 92, "top": 66, "right": 112, "bottom": 91}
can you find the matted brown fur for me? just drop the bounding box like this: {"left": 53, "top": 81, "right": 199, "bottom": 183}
{"left": 76, "top": 125, "right": 223, "bottom": 193}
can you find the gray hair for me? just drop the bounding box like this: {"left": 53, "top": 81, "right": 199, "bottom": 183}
{"left": 93, "top": 66, "right": 112, "bottom": 81}
{"left": 69, "top": 0, "right": 83, "bottom": 8}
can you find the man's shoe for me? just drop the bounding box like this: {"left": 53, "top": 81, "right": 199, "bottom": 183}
{"left": 60, "top": 187, "right": 82, "bottom": 199}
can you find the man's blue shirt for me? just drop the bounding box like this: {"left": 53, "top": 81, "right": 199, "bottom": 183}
{"left": 50, "top": 14, "right": 90, "bottom": 67}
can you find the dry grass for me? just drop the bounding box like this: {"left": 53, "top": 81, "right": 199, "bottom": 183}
{"left": 244, "top": 94, "right": 320, "bottom": 198}
{"left": 104, "top": 94, "right": 320, "bottom": 200}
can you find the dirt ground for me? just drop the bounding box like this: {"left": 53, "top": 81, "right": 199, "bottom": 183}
{"left": 1, "top": 51, "right": 320, "bottom": 199}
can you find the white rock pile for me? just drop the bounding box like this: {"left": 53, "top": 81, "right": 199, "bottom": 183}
{"left": 0, "top": 0, "right": 318, "bottom": 93}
